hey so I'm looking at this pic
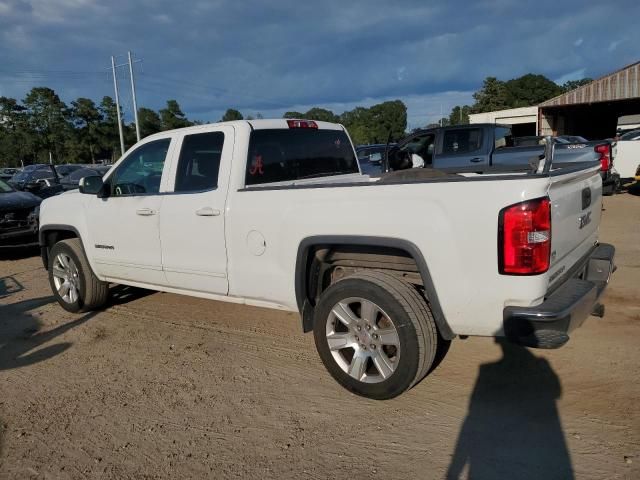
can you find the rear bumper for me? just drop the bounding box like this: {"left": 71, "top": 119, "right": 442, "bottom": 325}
{"left": 503, "top": 243, "right": 615, "bottom": 349}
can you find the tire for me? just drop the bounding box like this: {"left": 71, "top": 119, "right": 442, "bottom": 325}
{"left": 313, "top": 270, "right": 440, "bottom": 400}
{"left": 48, "top": 238, "right": 109, "bottom": 313}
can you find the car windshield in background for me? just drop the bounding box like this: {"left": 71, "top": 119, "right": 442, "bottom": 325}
{"left": 67, "top": 168, "right": 100, "bottom": 182}
{"left": 0, "top": 178, "right": 14, "bottom": 192}
{"left": 10, "top": 171, "right": 29, "bottom": 182}
{"left": 245, "top": 129, "right": 358, "bottom": 185}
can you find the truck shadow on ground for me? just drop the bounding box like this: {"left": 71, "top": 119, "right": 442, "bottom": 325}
{"left": 0, "top": 276, "right": 24, "bottom": 299}
{"left": 0, "top": 245, "right": 40, "bottom": 261}
{"left": 0, "top": 296, "right": 98, "bottom": 372}
{"left": 446, "top": 338, "right": 573, "bottom": 480}
{"left": 626, "top": 182, "right": 640, "bottom": 196}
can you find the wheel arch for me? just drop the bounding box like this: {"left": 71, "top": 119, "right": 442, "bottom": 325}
{"left": 39, "top": 224, "right": 85, "bottom": 271}
{"left": 294, "top": 235, "right": 454, "bottom": 340}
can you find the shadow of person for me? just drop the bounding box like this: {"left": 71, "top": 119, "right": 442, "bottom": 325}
{"left": 0, "top": 296, "right": 97, "bottom": 372}
{"left": 446, "top": 337, "right": 573, "bottom": 480}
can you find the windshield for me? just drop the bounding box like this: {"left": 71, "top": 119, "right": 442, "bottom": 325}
{"left": 245, "top": 128, "right": 358, "bottom": 185}
{"left": 11, "top": 171, "right": 29, "bottom": 182}
{"left": 0, "top": 178, "right": 14, "bottom": 193}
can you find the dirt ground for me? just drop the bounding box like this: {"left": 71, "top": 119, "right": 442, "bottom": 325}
{"left": 1, "top": 193, "right": 638, "bottom": 480}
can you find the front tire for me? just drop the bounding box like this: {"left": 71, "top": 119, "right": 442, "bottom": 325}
{"left": 313, "top": 271, "right": 440, "bottom": 400}
{"left": 48, "top": 239, "right": 109, "bottom": 313}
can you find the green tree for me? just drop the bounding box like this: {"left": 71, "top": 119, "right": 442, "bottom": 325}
{"left": 504, "top": 74, "right": 563, "bottom": 107}
{"left": 69, "top": 98, "right": 102, "bottom": 163}
{"left": 160, "top": 99, "right": 192, "bottom": 130}
{"left": 96, "top": 96, "right": 122, "bottom": 161}
{"left": 367, "top": 100, "right": 407, "bottom": 142}
{"left": 304, "top": 107, "right": 339, "bottom": 123}
{"left": 138, "top": 107, "right": 162, "bottom": 138}
{"left": 472, "top": 77, "right": 510, "bottom": 113}
{"left": 448, "top": 105, "right": 471, "bottom": 125}
{"left": 0, "top": 96, "right": 32, "bottom": 166}
{"left": 222, "top": 108, "right": 243, "bottom": 121}
{"left": 561, "top": 78, "right": 593, "bottom": 92}
{"left": 283, "top": 111, "right": 304, "bottom": 119}
{"left": 22, "top": 87, "right": 70, "bottom": 163}
{"left": 340, "top": 107, "right": 373, "bottom": 145}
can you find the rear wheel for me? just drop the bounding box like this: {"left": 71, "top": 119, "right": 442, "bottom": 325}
{"left": 48, "top": 239, "right": 109, "bottom": 313}
{"left": 313, "top": 270, "right": 441, "bottom": 399}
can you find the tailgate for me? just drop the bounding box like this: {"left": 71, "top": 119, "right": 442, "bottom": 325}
{"left": 547, "top": 165, "right": 602, "bottom": 286}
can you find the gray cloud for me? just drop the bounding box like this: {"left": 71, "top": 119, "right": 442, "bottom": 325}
{"left": 0, "top": 0, "right": 638, "bottom": 129}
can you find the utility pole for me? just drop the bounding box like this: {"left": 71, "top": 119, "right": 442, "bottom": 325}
{"left": 111, "top": 55, "right": 126, "bottom": 156}
{"left": 128, "top": 51, "right": 141, "bottom": 142}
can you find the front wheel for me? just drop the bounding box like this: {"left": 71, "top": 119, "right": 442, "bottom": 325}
{"left": 48, "top": 238, "right": 109, "bottom": 313}
{"left": 313, "top": 270, "right": 441, "bottom": 400}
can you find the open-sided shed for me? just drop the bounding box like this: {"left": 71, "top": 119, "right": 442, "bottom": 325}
{"left": 538, "top": 62, "right": 640, "bottom": 139}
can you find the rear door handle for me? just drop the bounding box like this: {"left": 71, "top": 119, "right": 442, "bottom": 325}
{"left": 470, "top": 157, "right": 484, "bottom": 163}
{"left": 136, "top": 208, "right": 157, "bottom": 216}
{"left": 196, "top": 207, "right": 221, "bottom": 217}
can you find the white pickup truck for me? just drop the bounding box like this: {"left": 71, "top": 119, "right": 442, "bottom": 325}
{"left": 39, "top": 119, "right": 615, "bottom": 399}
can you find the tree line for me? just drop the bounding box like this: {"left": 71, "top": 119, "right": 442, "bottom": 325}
{"left": 222, "top": 100, "right": 408, "bottom": 146}
{"left": 0, "top": 87, "right": 194, "bottom": 167}
{"left": 433, "top": 74, "right": 592, "bottom": 128}
{"left": 0, "top": 74, "right": 591, "bottom": 167}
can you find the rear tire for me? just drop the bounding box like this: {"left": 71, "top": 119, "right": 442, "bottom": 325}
{"left": 48, "top": 239, "right": 109, "bottom": 313}
{"left": 313, "top": 270, "right": 440, "bottom": 399}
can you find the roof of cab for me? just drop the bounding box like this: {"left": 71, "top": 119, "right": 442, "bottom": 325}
{"left": 144, "top": 119, "right": 344, "bottom": 141}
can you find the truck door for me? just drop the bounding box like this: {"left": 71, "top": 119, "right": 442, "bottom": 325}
{"left": 159, "top": 126, "right": 234, "bottom": 295}
{"left": 85, "top": 137, "right": 174, "bottom": 286}
{"left": 433, "top": 127, "right": 489, "bottom": 169}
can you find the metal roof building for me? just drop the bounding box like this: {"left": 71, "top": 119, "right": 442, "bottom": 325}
{"left": 538, "top": 61, "right": 640, "bottom": 138}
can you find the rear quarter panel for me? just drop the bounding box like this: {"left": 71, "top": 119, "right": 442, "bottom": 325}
{"left": 225, "top": 176, "right": 554, "bottom": 336}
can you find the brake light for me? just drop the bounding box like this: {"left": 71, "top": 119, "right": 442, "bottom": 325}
{"left": 594, "top": 144, "right": 611, "bottom": 171}
{"left": 499, "top": 197, "right": 551, "bottom": 275}
{"left": 287, "top": 119, "right": 318, "bottom": 129}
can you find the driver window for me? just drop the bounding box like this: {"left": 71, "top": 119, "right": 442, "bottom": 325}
{"left": 110, "top": 138, "right": 171, "bottom": 196}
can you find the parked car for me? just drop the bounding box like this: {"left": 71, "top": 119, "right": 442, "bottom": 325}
{"left": 9, "top": 164, "right": 63, "bottom": 199}
{"left": 39, "top": 119, "right": 615, "bottom": 399}
{"left": 0, "top": 177, "right": 41, "bottom": 247}
{"left": 54, "top": 164, "right": 84, "bottom": 178}
{"left": 611, "top": 134, "right": 640, "bottom": 182}
{"left": 386, "top": 125, "right": 618, "bottom": 195}
{"left": 0, "top": 167, "right": 20, "bottom": 180}
{"left": 60, "top": 166, "right": 111, "bottom": 191}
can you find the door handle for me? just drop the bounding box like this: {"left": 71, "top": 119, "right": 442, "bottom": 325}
{"left": 196, "top": 207, "right": 221, "bottom": 217}
{"left": 470, "top": 157, "right": 483, "bottom": 163}
{"left": 136, "top": 208, "right": 157, "bottom": 216}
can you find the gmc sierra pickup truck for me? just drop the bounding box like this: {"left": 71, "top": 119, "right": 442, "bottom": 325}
{"left": 39, "top": 119, "right": 615, "bottom": 399}
{"left": 387, "top": 124, "right": 618, "bottom": 194}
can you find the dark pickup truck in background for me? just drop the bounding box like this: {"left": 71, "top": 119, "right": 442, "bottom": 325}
{"left": 8, "top": 164, "right": 64, "bottom": 199}
{"left": 384, "top": 124, "right": 617, "bottom": 194}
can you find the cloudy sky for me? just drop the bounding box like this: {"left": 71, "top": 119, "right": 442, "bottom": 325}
{"left": 0, "top": 0, "right": 638, "bottom": 128}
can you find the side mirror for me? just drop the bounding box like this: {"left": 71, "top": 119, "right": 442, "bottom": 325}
{"left": 79, "top": 175, "right": 106, "bottom": 196}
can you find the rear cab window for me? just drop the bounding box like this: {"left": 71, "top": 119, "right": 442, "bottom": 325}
{"left": 245, "top": 128, "right": 359, "bottom": 186}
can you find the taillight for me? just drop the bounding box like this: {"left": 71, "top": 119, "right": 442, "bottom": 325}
{"left": 594, "top": 144, "right": 610, "bottom": 171}
{"left": 499, "top": 197, "right": 551, "bottom": 275}
{"left": 287, "top": 119, "right": 318, "bottom": 129}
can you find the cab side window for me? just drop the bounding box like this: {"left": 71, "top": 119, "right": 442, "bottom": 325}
{"left": 110, "top": 139, "right": 171, "bottom": 196}
{"left": 442, "top": 129, "right": 482, "bottom": 155}
{"left": 174, "top": 132, "right": 224, "bottom": 192}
